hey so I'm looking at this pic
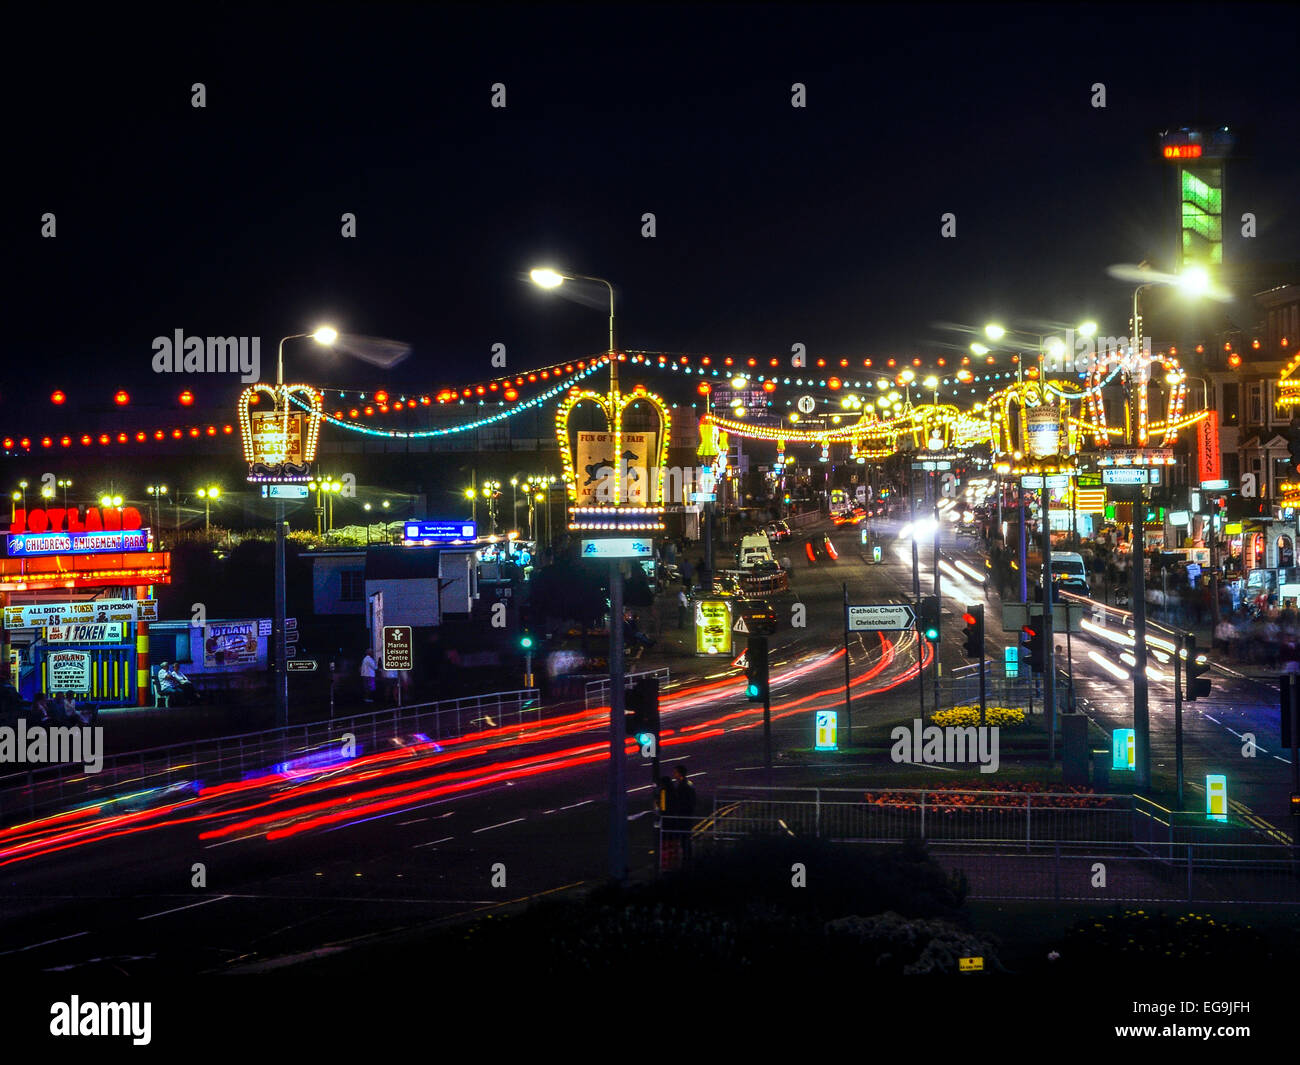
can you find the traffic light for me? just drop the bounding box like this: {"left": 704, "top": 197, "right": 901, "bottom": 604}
{"left": 1182, "top": 634, "right": 1211, "bottom": 700}
{"left": 918, "top": 596, "right": 940, "bottom": 642}
{"left": 1022, "top": 624, "right": 1044, "bottom": 674}
{"left": 519, "top": 633, "right": 534, "bottom": 651}
{"left": 1287, "top": 419, "right": 1300, "bottom": 466}
{"left": 626, "top": 676, "right": 661, "bottom": 744}
{"left": 745, "top": 636, "right": 769, "bottom": 703}
{"left": 962, "top": 603, "right": 985, "bottom": 659}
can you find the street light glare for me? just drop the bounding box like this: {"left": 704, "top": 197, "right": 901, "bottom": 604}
{"left": 971, "top": 343, "right": 990, "bottom": 356}
{"left": 312, "top": 326, "right": 339, "bottom": 346}
{"left": 529, "top": 268, "right": 565, "bottom": 289}
{"left": 984, "top": 324, "right": 1006, "bottom": 341}
{"left": 1178, "top": 267, "right": 1211, "bottom": 296}
{"left": 1078, "top": 321, "right": 1098, "bottom": 338}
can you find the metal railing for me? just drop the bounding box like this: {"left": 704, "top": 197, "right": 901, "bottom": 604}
{"left": 709, "top": 786, "right": 1138, "bottom": 847}
{"left": 0, "top": 687, "right": 541, "bottom": 824}
{"left": 691, "top": 785, "right": 1298, "bottom": 902}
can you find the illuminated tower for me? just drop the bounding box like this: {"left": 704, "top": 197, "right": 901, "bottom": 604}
{"left": 1158, "top": 126, "right": 1234, "bottom": 280}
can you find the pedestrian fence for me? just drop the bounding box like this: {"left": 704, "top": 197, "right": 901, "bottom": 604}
{"left": 942, "top": 661, "right": 1072, "bottom": 716}
{"left": 681, "top": 785, "right": 1298, "bottom": 903}
{"left": 0, "top": 687, "right": 540, "bottom": 825}
{"left": 585, "top": 667, "right": 671, "bottom": 711}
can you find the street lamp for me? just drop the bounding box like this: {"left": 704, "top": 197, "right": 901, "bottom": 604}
{"left": 196, "top": 486, "right": 220, "bottom": 532}
{"left": 17, "top": 480, "right": 28, "bottom": 511}
{"left": 40, "top": 485, "right": 54, "bottom": 501}
{"left": 1123, "top": 268, "right": 1212, "bottom": 790}
{"left": 271, "top": 326, "right": 338, "bottom": 732}
{"left": 58, "top": 478, "right": 73, "bottom": 509}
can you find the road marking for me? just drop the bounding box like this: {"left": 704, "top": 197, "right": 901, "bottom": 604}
{"left": 559, "top": 799, "right": 593, "bottom": 811}
{"left": 414, "top": 836, "right": 455, "bottom": 848}
{"left": 472, "top": 818, "right": 526, "bottom": 834}
{"left": 138, "top": 895, "right": 232, "bottom": 921}
{"left": 0, "top": 930, "right": 88, "bottom": 956}
{"left": 396, "top": 818, "right": 427, "bottom": 826}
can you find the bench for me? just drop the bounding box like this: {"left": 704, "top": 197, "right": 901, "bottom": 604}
{"left": 150, "top": 675, "right": 171, "bottom": 708}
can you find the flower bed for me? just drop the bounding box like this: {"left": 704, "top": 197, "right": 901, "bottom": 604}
{"left": 862, "top": 779, "right": 1118, "bottom": 812}
{"left": 931, "top": 705, "right": 1026, "bottom": 728}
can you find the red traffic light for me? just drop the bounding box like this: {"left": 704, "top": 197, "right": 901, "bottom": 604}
{"left": 1021, "top": 625, "right": 1038, "bottom": 638}
{"left": 962, "top": 612, "right": 978, "bottom": 626}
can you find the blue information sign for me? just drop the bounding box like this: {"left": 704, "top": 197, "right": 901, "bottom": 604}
{"left": 403, "top": 521, "right": 477, "bottom": 543}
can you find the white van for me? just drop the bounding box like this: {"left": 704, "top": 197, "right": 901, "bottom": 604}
{"left": 1049, "top": 552, "right": 1090, "bottom": 596}
{"left": 737, "top": 532, "right": 775, "bottom": 569}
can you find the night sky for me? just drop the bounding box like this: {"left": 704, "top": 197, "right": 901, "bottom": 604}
{"left": 10, "top": 2, "right": 1299, "bottom": 424}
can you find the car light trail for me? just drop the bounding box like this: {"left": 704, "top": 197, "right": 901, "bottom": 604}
{"left": 1089, "top": 650, "right": 1131, "bottom": 681}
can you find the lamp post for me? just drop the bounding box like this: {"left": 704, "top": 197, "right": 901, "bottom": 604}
{"left": 272, "top": 327, "right": 337, "bottom": 731}
{"left": 146, "top": 484, "right": 167, "bottom": 534}
{"left": 531, "top": 266, "right": 630, "bottom": 883}
{"left": 18, "top": 480, "right": 28, "bottom": 512}
{"left": 196, "top": 486, "right": 220, "bottom": 532}
{"left": 58, "top": 478, "right": 72, "bottom": 510}
{"left": 1124, "top": 268, "right": 1210, "bottom": 789}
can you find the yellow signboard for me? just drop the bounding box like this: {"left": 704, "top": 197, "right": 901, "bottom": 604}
{"left": 695, "top": 597, "right": 733, "bottom": 656}
{"left": 958, "top": 956, "right": 984, "bottom": 972}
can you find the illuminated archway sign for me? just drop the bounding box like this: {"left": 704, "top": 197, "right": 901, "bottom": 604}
{"left": 239, "top": 383, "right": 323, "bottom": 483}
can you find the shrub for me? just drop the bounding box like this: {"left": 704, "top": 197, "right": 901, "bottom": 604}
{"left": 932, "top": 705, "right": 1026, "bottom": 728}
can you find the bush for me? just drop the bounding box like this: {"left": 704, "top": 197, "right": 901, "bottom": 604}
{"left": 825, "top": 911, "right": 1000, "bottom": 974}
{"left": 932, "top": 705, "right": 1026, "bottom": 728}
{"left": 1056, "top": 909, "right": 1282, "bottom": 973}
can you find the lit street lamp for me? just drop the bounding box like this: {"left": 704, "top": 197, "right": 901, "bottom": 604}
{"left": 146, "top": 484, "right": 168, "bottom": 533}
{"left": 196, "top": 486, "right": 221, "bottom": 532}
{"left": 271, "top": 326, "right": 338, "bottom": 732}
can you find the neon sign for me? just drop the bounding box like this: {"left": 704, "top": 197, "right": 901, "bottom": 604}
{"left": 7, "top": 528, "right": 151, "bottom": 557}
{"left": 9, "top": 506, "right": 144, "bottom": 534}
{"left": 1163, "top": 144, "right": 1202, "bottom": 160}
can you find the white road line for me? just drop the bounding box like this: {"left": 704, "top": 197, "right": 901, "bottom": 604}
{"left": 472, "top": 818, "right": 526, "bottom": 834}
{"left": 0, "top": 930, "right": 88, "bottom": 956}
{"left": 414, "top": 836, "right": 455, "bottom": 848}
{"left": 396, "top": 818, "right": 427, "bottom": 826}
{"left": 559, "top": 799, "right": 593, "bottom": 811}
{"left": 138, "top": 895, "right": 232, "bottom": 921}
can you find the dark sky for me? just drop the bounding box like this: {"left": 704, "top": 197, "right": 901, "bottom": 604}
{"left": 10, "top": 2, "right": 1298, "bottom": 427}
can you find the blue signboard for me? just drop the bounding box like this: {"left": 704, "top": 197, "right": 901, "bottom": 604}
{"left": 7, "top": 529, "right": 151, "bottom": 557}
{"left": 403, "top": 521, "right": 477, "bottom": 543}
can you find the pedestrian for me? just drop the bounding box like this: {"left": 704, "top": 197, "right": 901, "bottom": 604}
{"left": 163, "top": 662, "right": 200, "bottom": 704}
{"left": 663, "top": 765, "right": 697, "bottom": 861}
{"left": 680, "top": 557, "right": 694, "bottom": 591}
{"left": 360, "top": 648, "right": 378, "bottom": 702}
{"left": 677, "top": 588, "right": 690, "bottom": 629}
{"left": 31, "top": 693, "right": 52, "bottom": 723}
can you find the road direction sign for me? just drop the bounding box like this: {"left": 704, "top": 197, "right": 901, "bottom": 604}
{"left": 382, "top": 625, "right": 414, "bottom": 670}
{"left": 1020, "top": 474, "right": 1070, "bottom": 489}
{"left": 846, "top": 603, "right": 917, "bottom": 631}
{"left": 286, "top": 659, "right": 317, "bottom": 672}
{"left": 1103, "top": 467, "right": 1161, "bottom": 486}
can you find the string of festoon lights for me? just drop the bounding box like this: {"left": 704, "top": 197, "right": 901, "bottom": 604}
{"left": 293, "top": 361, "right": 607, "bottom": 439}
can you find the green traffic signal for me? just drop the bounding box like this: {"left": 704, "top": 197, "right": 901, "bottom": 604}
{"left": 520, "top": 635, "right": 534, "bottom": 649}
